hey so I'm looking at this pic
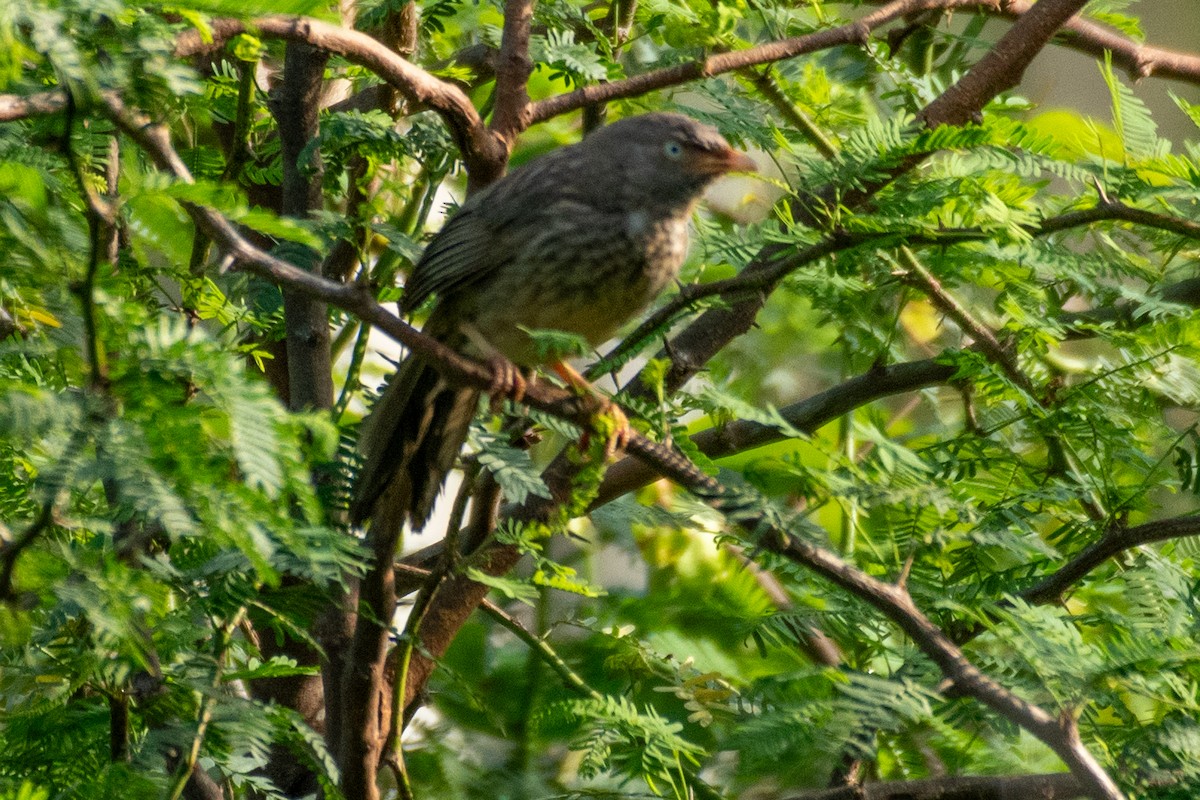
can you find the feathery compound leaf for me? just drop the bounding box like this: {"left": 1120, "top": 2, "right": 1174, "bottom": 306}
{"left": 470, "top": 428, "right": 552, "bottom": 506}
{"left": 535, "top": 695, "right": 704, "bottom": 793}
{"left": 222, "top": 383, "right": 286, "bottom": 495}
{"left": 1101, "top": 51, "right": 1163, "bottom": 160}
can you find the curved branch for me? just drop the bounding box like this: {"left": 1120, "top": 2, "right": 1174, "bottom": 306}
{"left": 175, "top": 16, "right": 506, "bottom": 181}
{"left": 529, "top": 0, "right": 995, "bottom": 124}
{"left": 1022, "top": 514, "right": 1200, "bottom": 605}
{"left": 593, "top": 359, "right": 955, "bottom": 507}
{"left": 617, "top": 436, "right": 1123, "bottom": 799}
{"left": 0, "top": 501, "right": 53, "bottom": 600}
{"left": 996, "top": 0, "right": 1200, "bottom": 84}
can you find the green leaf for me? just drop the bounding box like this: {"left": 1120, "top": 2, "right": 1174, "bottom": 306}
{"left": 1100, "top": 51, "right": 1162, "bottom": 160}
{"left": 464, "top": 567, "right": 540, "bottom": 603}
{"left": 470, "top": 429, "right": 552, "bottom": 506}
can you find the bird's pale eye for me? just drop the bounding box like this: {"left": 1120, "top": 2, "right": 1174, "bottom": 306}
{"left": 663, "top": 140, "right": 684, "bottom": 160}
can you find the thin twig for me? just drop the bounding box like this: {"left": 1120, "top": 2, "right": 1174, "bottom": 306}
{"left": 166, "top": 608, "right": 246, "bottom": 800}
{"left": 0, "top": 501, "right": 54, "bottom": 600}
{"left": 895, "top": 246, "right": 1035, "bottom": 397}
{"left": 481, "top": 598, "right": 603, "bottom": 700}
{"left": 742, "top": 66, "right": 838, "bottom": 160}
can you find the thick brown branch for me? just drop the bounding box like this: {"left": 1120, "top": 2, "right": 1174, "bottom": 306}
{"left": 491, "top": 0, "right": 535, "bottom": 142}
{"left": 996, "top": 0, "right": 1200, "bottom": 84}
{"left": 859, "top": 0, "right": 1200, "bottom": 86}
{"left": 251, "top": 42, "right": 336, "bottom": 799}
{"left": 174, "top": 16, "right": 507, "bottom": 182}
{"left": 274, "top": 42, "right": 335, "bottom": 413}
{"left": 919, "top": 0, "right": 1092, "bottom": 128}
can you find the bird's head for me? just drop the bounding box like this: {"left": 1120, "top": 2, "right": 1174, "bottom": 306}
{"left": 584, "top": 113, "right": 756, "bottom": 207}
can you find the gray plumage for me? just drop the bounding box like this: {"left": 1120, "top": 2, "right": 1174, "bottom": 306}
{"left": 352, "top": 113, "right": 753, "bottom": 527}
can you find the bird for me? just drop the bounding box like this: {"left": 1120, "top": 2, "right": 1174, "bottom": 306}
{"left": 351, "top": 112, "right": 755, "bottom": 529}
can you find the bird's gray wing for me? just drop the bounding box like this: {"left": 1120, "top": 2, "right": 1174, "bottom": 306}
{"left": 401, "top": 205, "right": 496, "bottom": 312}
{"left": 401, "top": 147, "right": 592, "bottom": 312}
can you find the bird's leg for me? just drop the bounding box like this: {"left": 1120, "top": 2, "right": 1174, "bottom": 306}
{"left": 552, "top": 361, "right": 631, "bottom": 459}
{"left": 460, "top": 322, "right": 529, "bottom": 409}
{"left": 486, "top": 353, "right": 528, "bottom": 407}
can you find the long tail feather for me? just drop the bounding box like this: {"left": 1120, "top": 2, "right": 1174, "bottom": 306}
{"left": 351, "top": 354, "right": 479, "bottom": 528}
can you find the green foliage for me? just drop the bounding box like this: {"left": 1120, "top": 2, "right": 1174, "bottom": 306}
{"left": 4, "top": 1, "right": 1200, "bottom": 799}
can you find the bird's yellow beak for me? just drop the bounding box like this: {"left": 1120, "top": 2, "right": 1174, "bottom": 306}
{"left": 689, "top": 146, "right": 757, "bottom": 176}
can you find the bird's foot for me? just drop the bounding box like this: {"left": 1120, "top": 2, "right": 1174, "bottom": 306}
{"left": 591, "top": 400, "right": 632, "bottom": 461}
{"left": 487, "top": 355, "right": 528, "bottom": 412}
{"left": 553, "top": 361, "right": 631, "bottom": 459}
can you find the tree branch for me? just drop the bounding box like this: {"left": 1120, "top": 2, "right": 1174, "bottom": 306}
{"left": 529, "top": 0, "right": 992, "bottom": 124}
{"left": 783, "top": 771, "right": 1085, "bottom": 800}
{"left": 0, "top": 501, "right": 53, "bottom": 601}
{"left": 593, "top": 359, "right": 955, "bottom": 507}
{"left": 918, "top": 0, "right": 1093, "bottom": 128}
{"left": 491, "top": 0, "right": 535, "bottom": 142}
{"left": 274, "top": 42, "right": 335, "bottom": 413}
{"left": 896, "top": 247, "right": 1037, "bottom": 397}
{"left": 988, "top": 0, "right": 1200, "bottom": 84}
{"left": 1021, "top": 514, "right": 1200, "bottom": 605}
{"left": 174, "top": 16, "right": 507, "bottom": 182}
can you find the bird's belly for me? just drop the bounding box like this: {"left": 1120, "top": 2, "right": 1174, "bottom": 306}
{"left": 463, "top": 218, "right": 687, "bottom": 364}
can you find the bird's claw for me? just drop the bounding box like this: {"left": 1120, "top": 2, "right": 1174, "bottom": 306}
{"left": 598, "top": 399, "right": 632, "bottom": 460}
{"left": 553, "top": 360, "right": 630, "bottom": 458}
{"left": 488, "top": 355, "right": 528, "bottom": 412}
